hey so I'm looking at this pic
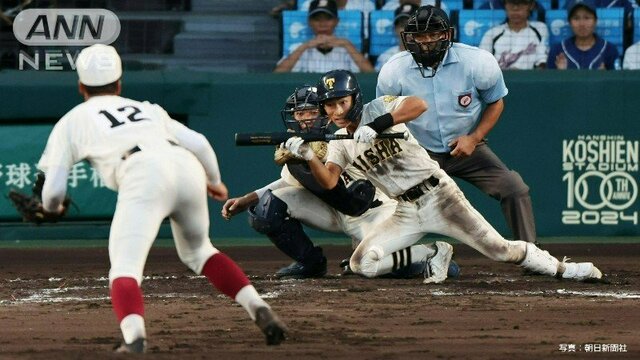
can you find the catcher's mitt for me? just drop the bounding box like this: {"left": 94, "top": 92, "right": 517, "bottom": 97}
{"left": 274, "top": 141, "right": 328, "bottom": 166}
{"left": 7, "top": 172, "right": 72, "bottom": 224}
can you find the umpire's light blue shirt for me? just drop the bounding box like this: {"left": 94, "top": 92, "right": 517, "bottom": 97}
{"left": 376, "top": 43, "right": 508, "bottom": 153}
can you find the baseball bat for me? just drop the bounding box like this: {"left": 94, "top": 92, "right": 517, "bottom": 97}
{"left": 235, "top": 132, "right": 409, "bottom": 146}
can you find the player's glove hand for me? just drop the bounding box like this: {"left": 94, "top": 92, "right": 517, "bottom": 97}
{"left": 284, "top": 137, "right": 314, "bottom": 161}
{"left": 7, "top": 190, "right": 70, "bottom": 224}
{"left": 274, "top": 144, "right": 304, "bottom": 166}
{"left": 353, "top": 126, "right": 378, "bottom": 143}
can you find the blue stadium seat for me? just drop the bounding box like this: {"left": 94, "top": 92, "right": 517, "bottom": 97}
{"left": 457, "top": 9, "right": 506, "bottom": 47}
{"left": 474, "top": 0, "right": 550, "bottom": 9}
{"left": 546, "top": 8, "right": 624, "bottom": 54}
{"left": 635, "top": 8, "right": 640, "bottom": 43}
{"left": 369, "top": 10, "right": 396, "bottom": 57}
{"left": 537, "top": 0, "right": 553, "bottom": 9}
{"left": 545, "top": 9, "right": 572, "bottom": 48}
{"left": 596, "top": 8, "right": 624, "bottom": 55}
{"left": 445, "top": 0, "right": 465, "bottom": 11}
{"left": 281, "top": 10, "right": 364, "bottom": 57}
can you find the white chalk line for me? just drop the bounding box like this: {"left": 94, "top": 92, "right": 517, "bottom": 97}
{"left": 2, "top": 276, "right": 638, "bottom": 305}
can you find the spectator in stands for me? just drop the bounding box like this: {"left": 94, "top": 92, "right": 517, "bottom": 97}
{"left": 547, "top": 0, "right": 619, "bottom": 70}
{"left": 274, "top": 0, "right": 374, "bottom": 73}
{"left": 478, "top": 0, "right": 546, "bottom": 22}
{"left": 299, "top": 0, "right": 377, "bottom": 38}
{"left": 561, "top": 0, "right": 635, "bottom": 49}
{"left": 622, "top": 41, "right": 640, "bottom": 69}
{"left": 382, "top": 0, "right": 449, "bottom": 14}
{"left": 300, "top": 0, "right": 376, "bottom": 14}
{"left": 562, "top": 0, "right": 635, "bottom": 22}
{"left": 479, "top": 0, "right": 548, "bottom": 69}
{"left": 375, "top": 3, "right": 419, "bottom": 70}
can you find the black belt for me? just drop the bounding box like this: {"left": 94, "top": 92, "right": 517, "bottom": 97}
{"left": 398, "top": 176, "right": 439, "bottom": 202}
{"left": 121, "top": 140, "right": 179, "bottom": 160}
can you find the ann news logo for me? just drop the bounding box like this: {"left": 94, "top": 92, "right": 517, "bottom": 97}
{"left": 13, "top": 9, "right": 120, "bottom": 70}
{"left": 562, "top": 135, "right": 639, "bottom": 226}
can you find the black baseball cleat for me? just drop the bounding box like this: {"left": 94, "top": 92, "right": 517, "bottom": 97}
{"left": 275, "top": 257, "right": 327, "bottom": 279}
{"left": 254, "top": 307, "right": 287, "bottom": 345}
{"left": 113, "top": 337, "right": 147, "bottom": 354}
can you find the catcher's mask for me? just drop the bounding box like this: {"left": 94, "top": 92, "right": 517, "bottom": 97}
{"left": 281, "top": 85, "right": 329, "bottom": 134}
{"left": 401, "top": 5, "right": 453, "bottom": 78}
{"left": 316, "top": 69, "right": 363, "bottom": 123}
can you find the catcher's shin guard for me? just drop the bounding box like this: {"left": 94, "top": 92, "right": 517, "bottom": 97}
{"left": 249, "top": 190, "right": 324, "bottom": 265}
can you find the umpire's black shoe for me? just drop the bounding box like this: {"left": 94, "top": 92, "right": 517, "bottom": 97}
{"left": 254, "top": 307, "right": 287, "bottom": 345}
{"left": 275, "top": 257, "right": 327, "bottom": 279}
{"left": 114, "top": 337, "right": 147, "bottom": 354}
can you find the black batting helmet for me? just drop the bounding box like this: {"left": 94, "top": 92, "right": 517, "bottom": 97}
{"left": 280, "top": 85, "right": 328, "bottom": 133}
{"left": 316, "top": 69, "right": 363, "bottom": 123}
{"left": 401, "top": 5, "right": 453, "bottom": 77}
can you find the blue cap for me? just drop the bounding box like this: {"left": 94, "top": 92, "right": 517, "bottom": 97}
{"left": 566, "top": 0, "right": 597, "bottom": 19}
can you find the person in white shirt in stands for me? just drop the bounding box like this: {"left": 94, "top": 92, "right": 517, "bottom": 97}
{"left": 275, "top": 0, "right": 374, "bottom": 73}
{"left": 375, "top": 3, "right": 419, "bottom": 71}
{"left": 479, "top": 0, "right": 549, "bottom": 69}
{"left": 623, "top": 41, "right": 640, "bottom": 70}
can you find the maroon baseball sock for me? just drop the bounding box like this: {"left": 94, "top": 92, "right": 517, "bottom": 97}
{"left": 111, "top": 277, "right": 144, "bottom": 322}
{"left": 201, "top": 252, "right": 251, "bottom": 299}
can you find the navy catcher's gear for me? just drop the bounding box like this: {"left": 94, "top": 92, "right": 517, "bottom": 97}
{"left": 401, "top": 5, "right": 453, "bottom": 77}
{"left": 288, "top": 163, "right": 375, "bottom": 217}
{"left": 317, "top": 70, "right": 363, "bottom": 123}
{"left": 248, "top": 190, "right": 325, "bottom": 265}
{"left": 280, "top": 85, "right": 329, "bottom": 134}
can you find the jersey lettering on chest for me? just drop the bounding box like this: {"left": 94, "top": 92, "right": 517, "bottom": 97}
{"left": 341, "top": 171, "right": 354, "bottom": 185}
{"left": 351, "top": 138, "right": 403, "bottom": 172}
{"left": 98, "top": 105, "right": 150, "bottom": 128}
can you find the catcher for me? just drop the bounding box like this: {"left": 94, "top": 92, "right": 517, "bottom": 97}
{"left": 222, "top": 85, "right": 458, "bottom": 280}
{"left": 8, "top": 171, "right": 72, "bottom": 224}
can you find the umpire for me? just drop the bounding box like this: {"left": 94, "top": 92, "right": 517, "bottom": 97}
{"left": 376, "top": 5, "right": 537, "bottom": 243}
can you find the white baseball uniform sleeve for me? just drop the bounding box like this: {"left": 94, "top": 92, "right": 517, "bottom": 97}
{"left": 154, "top": 105, "right": 221, "bottom": 185}
{"left": 254, "top": 178, "right": 290, "bottom": 200}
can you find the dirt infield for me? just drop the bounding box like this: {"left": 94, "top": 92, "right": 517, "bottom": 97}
{"left": 0, "top": 243, "right": 638, "bottom": 359}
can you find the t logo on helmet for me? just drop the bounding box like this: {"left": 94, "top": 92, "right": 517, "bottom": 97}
{"left": 324, "top": 78, "right": 336, "bottom": 89}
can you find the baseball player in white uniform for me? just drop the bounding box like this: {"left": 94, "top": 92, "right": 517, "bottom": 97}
{"left": 284, "top": 69, "right": 603, "bottom": 283}
{"left": 223, "top": 85, "right": 450, "bottom": 279}
{"left": 36, "top": 44, "right": 286, "bottom": 353}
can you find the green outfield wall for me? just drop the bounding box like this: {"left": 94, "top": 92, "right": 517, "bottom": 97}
{"left": 0, "top": 70, "right": 638, "bottom": 240}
